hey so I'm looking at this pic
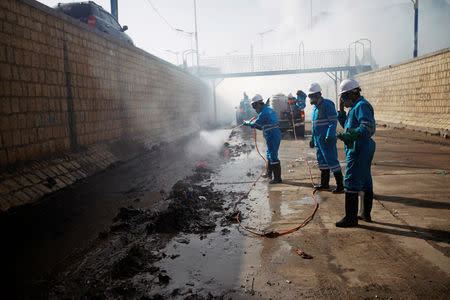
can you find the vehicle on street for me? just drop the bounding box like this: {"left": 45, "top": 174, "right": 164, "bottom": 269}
{"left": 270, "top": 93, "right": 305, "bottom": 138}
{"left": 54, "top": 1, "right": 134, "bottom": 45}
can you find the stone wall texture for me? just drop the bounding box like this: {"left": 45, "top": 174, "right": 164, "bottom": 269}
{"left": 356, "top": 48, "right": 450, "bottom": 135}
{"left": 0, "top": 0, "right": 212, "bottom": 211}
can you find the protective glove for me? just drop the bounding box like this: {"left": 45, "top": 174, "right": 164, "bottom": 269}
{"left": 309, "top": 136, "right": 315, "bottom": 148}
{"left": 243, "top": 120, "right": 251, "bottom": 126}
{"left": 325, "top": 135, "right": 335, "bottom": 145}
{"left": 337, "top": 130, "right": 360, "bottom": 149}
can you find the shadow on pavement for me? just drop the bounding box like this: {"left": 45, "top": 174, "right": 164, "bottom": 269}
{"left": 375, "top": 194, "right": 450, "bottom": 210}
{"left": 281, "top": 180, "right": 314, "bottom": 188}
{"left": 358, "top": 221, "right": 450, "bottom": 244}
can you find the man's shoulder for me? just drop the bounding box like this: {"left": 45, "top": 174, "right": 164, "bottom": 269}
{"left": 263, "top": 105, "right": 273, "bottom": 113}
{"left": 322, "top": 98, "right": 335, "bottom": 106}
{"left": 355, "top": 97, "right": 374, "bottom": 111}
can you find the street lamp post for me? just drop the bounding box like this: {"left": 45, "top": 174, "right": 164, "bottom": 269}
{"left": 194, "top": 0, "right": 200, "bottom": 72}
{"left": 258, "top": 28, "right": 274, "bottom": 50}
{"left": 176, "top": 28, "right": 194, "bottom": 65}
{"left": 182, "top": 49, "right": 198, "bottom": 69}
{"left": 412, "top": 0, "right": 419, "bottom": 58}
{"left": 357, "top": 38, "right": 372, "bottom": 67}
{"left": 298, "top": 41, "right": 305, "bottom": 69}
{"left": 348, "top": 40, "right": 364, "bottom": 66}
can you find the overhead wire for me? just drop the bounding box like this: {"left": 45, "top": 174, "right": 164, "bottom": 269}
{"left": 144, "top": 0, "right": 176, "bottom": 31}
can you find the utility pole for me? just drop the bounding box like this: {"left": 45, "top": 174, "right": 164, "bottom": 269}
{"left": 194, "top": 0, "right": 200, "bottom": 72}
{"left": 111, "top": 0, "right": 118, "bottom": 20}
{"left": 412, "top": 0, "right": 419, "bottom": 58}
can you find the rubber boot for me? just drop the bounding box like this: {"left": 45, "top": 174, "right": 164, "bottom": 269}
{"left": 336, "top": 192, "right": 358, "bottom": 227}
{"left": 331, "top": 171, "right": 344, "bottom": 194}
{"left": 269, "top": 163, "right": 282, "bottom": 184}
{"left": 262, "top": 161, "right": 272, "bottom": 179}
{"left": 358, "top": 190, "right": 373, "bottom": 222}
{"left": 314, "top": 169, "right": 330, "bottom": 190}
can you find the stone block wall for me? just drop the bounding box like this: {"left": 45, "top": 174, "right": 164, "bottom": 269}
{"left": 0, "top": 0, "right": 212, "bottom": 211}
{"left": 356, "top": 48, "right": 450, "bottom": 135}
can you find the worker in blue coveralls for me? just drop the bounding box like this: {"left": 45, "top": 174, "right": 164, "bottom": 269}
{"left": 308, "top": 83, "right": 344, "bottom": 194}
{"left": 296, "top": 90, "right": 307, "bottom": 110}
{"left": 336, "top": 78, "right": 376, "bottom": 227}
{"left": 243, "top": 94, "right": 282, "bottom": 184}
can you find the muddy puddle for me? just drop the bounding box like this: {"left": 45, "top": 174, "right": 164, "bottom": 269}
{"left": 44, "top": 127, "right": 277, "bottom": 299}
{"left": 3, "top": 127, "right": 317, "bottom": 299}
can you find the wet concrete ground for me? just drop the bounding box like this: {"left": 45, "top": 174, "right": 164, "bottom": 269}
{"left": 230, "top": 125, "right": 450, "bottom": 299}
{"left": 2, "top": 124, "right": 449, "bottom": 299}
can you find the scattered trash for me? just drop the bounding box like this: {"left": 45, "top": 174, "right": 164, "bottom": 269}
{"left": 295, "top": 249, "right": 313, "bottom": 259}
{"left": 436, "top": 170, "right": 448, "bottom": 175}
{"left": 195, "top": 162, "right": 207, "bottom": 168}
{"left": 198, "top": 196, "right": 206, "bottom": 200}
{"left": 393, "top": 209, "right": 399, "bottom": 216}
{"left": 295, "top": 158, "right": 304, "bottom": 162}
{"left": 288, "top": 169, "right": 295, "bottom": 173}
{"left": 286, "top": 280, "right": 291, "bottom": 284}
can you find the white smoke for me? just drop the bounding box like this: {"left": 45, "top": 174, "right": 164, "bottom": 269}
{"left": 216, "top": 0, "right": 450, "bottom": 123}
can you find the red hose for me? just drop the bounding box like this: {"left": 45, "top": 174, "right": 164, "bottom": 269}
{"left": 234, "top": 129, "right": 319, "bottom": 238}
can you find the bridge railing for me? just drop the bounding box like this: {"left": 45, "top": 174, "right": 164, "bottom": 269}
{"left": 200, "top": 49, "right": 351, "bottom": 76}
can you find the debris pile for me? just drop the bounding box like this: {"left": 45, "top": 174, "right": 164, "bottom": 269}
{"left": 50, "top": 167, "right": 232, "bottom": 299}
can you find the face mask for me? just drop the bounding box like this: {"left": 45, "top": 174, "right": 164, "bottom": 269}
{"left": 252, "top": 103, "right": 262, "bottom": 113}
{"left": 342, "top": 93, "right": 354, "bottom": 107}
{"left": 309, "top": 95, "right": 320, "bottom": 105}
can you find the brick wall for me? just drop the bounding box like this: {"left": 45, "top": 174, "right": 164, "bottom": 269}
{"left": 0, "top": 0, "right": 212, "bottom": 211}
{"left": 356, "top": 48, "right": 450, "bottom": 135}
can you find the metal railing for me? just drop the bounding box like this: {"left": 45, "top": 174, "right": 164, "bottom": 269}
{"left": 199, "top": 48, "right": 356, "bottom": 76}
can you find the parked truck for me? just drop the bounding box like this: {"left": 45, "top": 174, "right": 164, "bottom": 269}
{"left": 270, "top": 93, "right": 305, "bottom": 138}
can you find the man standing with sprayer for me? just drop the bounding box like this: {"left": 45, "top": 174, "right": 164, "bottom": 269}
{"left": 336, "top": 79, "right": 376, "bottom": 227}
{"left": 308, "top": 83, "right": 344, "bottom": 193}
{"left": 243, "top": 94, "right": 282, "bottom": 184}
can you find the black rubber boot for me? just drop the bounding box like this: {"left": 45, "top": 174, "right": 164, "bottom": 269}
{"left": 269, "top": 163, "right": 282, "bottom": 184}
{"left": 336, "top": 192, "right": 358, "bottom": 227}
{"left": 331, "top": 171, "right": 344, "bottom": 194}
{"left": 262, "top": 161, "right": 272, "bottom": 179}
{"left": 358, "top": 190, "right": 373, "bottom": 222}
{"left": 314, "top": 169, "right": 330, "bottom": 190}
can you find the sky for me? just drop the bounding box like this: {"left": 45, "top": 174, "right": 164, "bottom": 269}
{"left": 39, "top": 0, "right": 450, "bottom": 122}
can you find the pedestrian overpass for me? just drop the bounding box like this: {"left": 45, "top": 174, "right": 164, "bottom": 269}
{"left": 196, "top": 45, "right": 375, "bottom": 121}
{"left": 199, "top": 48, "right": 373, "bottom": 79}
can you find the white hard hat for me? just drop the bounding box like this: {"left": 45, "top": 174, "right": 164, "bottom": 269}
{"left": 251, "top": 94, "right": 264, "bottom": 103}
{"left": 339, "top": 79, "right": 360, "bottom": 95}
{"left": 288, "top": 93, "right": 294, "bottom": 98}
{"left": 307, "top": 83, "right": 322, "bottom": 95}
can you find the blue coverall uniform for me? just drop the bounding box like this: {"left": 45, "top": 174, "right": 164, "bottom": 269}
{"left": 338, "top": 96, "right": 376, "bottom": 192}
{"left": 290, "top": 94, "right": 306, "bottom": 112}
{"left": 312, "top": 98, "right": 341, "bottom": 173}
{"left": 249, "top": 104, "right": 281, "bottom": 165}
{"left": 296, "top": 94, "right": 306, "bottom": 110}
